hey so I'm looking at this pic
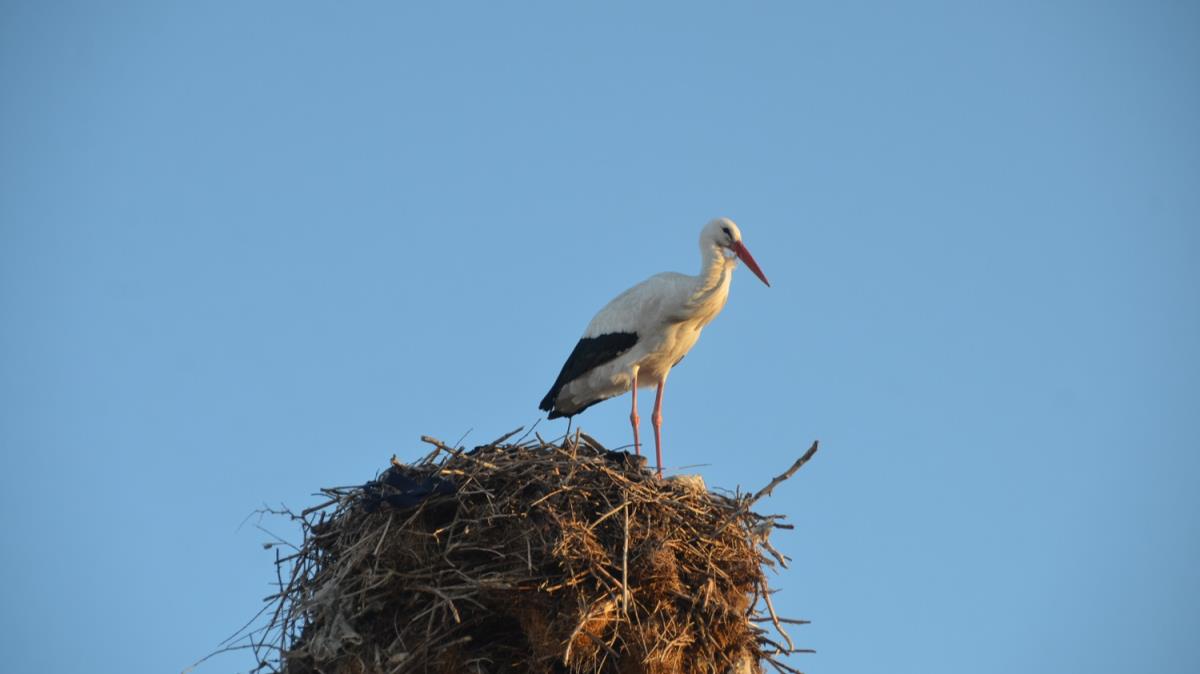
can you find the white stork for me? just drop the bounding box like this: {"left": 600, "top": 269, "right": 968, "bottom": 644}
{"left": 539, "top": 217, "right": 770, "bottom": 477}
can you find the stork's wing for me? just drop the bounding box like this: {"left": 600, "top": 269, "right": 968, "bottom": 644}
{"left": 582, "top": 272, "right": 693, "bottom": 338}
{"left": 539, "top": 331, "right": 638, "bottom": 415}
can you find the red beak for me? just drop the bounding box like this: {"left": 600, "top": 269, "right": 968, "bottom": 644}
{"left": 730, "top": 240, "right": 770, "bottom": 287}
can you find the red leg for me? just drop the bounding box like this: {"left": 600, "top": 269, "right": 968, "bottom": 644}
{"left": 629, "top": 367, "right": 641, "bottom": 456}
{"left": 652, "top": 376, "right": 666, "bottom": 478}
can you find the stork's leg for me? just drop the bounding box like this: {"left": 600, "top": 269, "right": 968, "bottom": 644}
{"left": 652, "top": 374, "right": 668, "bottom": 479}
{"left": 629, "top": 366, "right": 642, "bottom": 456}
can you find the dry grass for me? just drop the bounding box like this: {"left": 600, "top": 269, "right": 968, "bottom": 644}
{"left": 230, "top": 429, "right": 817, "bottom": 674}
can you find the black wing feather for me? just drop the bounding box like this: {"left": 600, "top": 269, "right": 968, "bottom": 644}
{"left": 539, "top": 332, "right": 639, "bottom": 417}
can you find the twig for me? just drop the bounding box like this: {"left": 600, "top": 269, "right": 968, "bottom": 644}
{"left": 452, "top": 427, "right": 474, "bottom": 449}
{"left": 586, "top": 501, "right": 628, "bottom": 531}
{"left": 751, "top": 616, "right": 812, "bottom": 625}
{"left": 181, "top": 642, "right": 281, "bottom": 674}
{"left": 761, "top": 538, "right": 790, "bottom": 569}
{"left": 621, "top": 501, "right": 630, "bottom": 616}
{"left": 373, "top": 513, "right": 394, "bottom": 557}
{"left": 761, "top": 587, "right": 795, "bottom": 653}
{"left": 489, "top": 426, "right": 524, "bottom": 445}
{"left": 748, "top": 441, "right": 819, "bottom": 507}
{"left": 513, "top": 418, "right": 540, "bottom": 445}
{"left": 763, "top": 654, "right": 804, "bottom": 674}
{"left": 578, "top": 431, "right": 607, "bottom": 452}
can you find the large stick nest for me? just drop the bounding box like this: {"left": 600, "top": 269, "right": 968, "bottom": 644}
{"left": 247, "top": 430, "right": 817, "bottom": 674}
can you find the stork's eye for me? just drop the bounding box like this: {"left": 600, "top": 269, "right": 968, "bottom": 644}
{"left": 721, "top": 226, "right": 732, "bottom": 237}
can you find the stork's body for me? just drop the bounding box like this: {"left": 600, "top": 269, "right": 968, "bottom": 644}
{"left": 539, "top": 218, "right": 770, "bottom": 477}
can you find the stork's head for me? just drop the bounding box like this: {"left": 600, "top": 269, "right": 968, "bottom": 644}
{"left": 702, "top": 217, "right": 770, "bottom": 287}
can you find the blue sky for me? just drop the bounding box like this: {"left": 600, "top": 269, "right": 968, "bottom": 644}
{"left": 1, "top": 2, "right": 1197, "bottom": 673}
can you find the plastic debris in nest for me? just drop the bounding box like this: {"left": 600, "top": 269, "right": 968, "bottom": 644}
{"left": 240, "top": 429, "right": 818, "bottom": 674}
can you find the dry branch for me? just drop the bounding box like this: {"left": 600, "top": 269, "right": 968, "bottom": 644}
{"left": 747, "top": 442, "right": 819, "bottom": 508}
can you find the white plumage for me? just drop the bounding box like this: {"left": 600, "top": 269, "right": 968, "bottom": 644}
{"left": 539, "top": 217, "right": 770, "bottom": 477}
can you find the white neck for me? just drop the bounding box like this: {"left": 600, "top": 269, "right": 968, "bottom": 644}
{"left": 701, "top": 240, "right": 732, "bottom": 277}
{"left": 692, "top": 242, "right": 734, "bottom": 302}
